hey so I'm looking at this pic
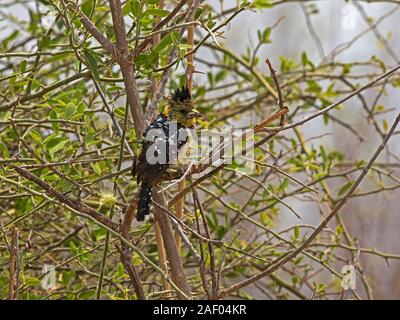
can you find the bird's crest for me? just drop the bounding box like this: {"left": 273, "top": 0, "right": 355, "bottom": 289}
{"left": 172, "top": 86, "right": 191, "bottom": 103}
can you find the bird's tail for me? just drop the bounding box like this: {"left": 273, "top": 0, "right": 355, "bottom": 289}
{"left": 137, "top": 182, "right": 152, "bottom": 221}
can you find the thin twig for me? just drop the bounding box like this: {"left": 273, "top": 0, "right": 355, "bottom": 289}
{"left": 7, "top": 227, "right": 19, "bottom": 300}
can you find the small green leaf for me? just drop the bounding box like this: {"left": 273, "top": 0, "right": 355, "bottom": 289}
{"left": 45, "top": 136, "right": 65, "bottom": 149}
{"left": 25, "top": 277, "right": 41, "bottom": 287}
{"left": 301, "top": 52, "right": 308, "bottom": 67}
{"left": 253, "top": 0, "right": 273, "bottom": 9}
{"left": 62, "top": 270, "right": 74, "bottom": 285}
{"left": 391, "top": 77, "right": 400, "bottom": 88}
{"left": 85, "top": 131, "right": 95, "bottom": 146}
{"left": 77, "top": 102, "right": 85, "bottom": 115}
{"left": 132, "top": 253, "right": 144, "bottom": 266}
{"left": 90, "top": 162, "right": 102, "bottom": 175}
{"left": 262, "top": 27, "right": 272, "bottom": 43}
{"left": 79, "top": 289, "right": 95, "bottom": 299}
{"left": 145, "top": 8, "right": 170, "bottom": 17}
{"left": 337, "top": 180, "right": 355, "bottom": 197}
{"left": 130, "top": 0, "right": 142, "bottom": 17}
{"left": 215, "top": 70, "right": 227, "bottom": 83}
{"left": 0, "top": 143, "right": 10, "bottom": 158}
{"left": 153, "top": 32, "right": 177, "bottom": 52}
{"left": 29, "top": 130, "right": 42, "bottom": 144}
{"left": 64, "top": 103, "right": 76, "bottom": 119}
{"left": 383, "top": 119, "right": 389, "bottom": 132}
{"left": 342, "top": 64, "right": 352, "bottom": 75}
{"left": 81, "top": 0, "right": 94, "bottom": 17}
{"left": 301, "top": 51, "right": 315, "bottom": 69}
{"left": 114, "top": 263, "right": 125, "bottom": 278}
{"left": 260, "top": 212, "right": 273, "bottom": 226}
{"left": 39, "top": 35, "right": 51, "bottom": 49}
{"left": 69, "top": 241, "right": 78, "bottom": 256}
{"left": 49, "top": 110, "right": 59, "bottom": 131}
{"left": 294, "top": 225, "right": 300, "bottom": 239}
{"left": 83, "top": 49, "right": 100, "bottom": 80}
{"left": 19, "top": 60, "right": 27, "bottom": 73}
{"left": 50, "top": 139, "right": 69, "bottom": 154}
{"left": 356, "top": 159, "right": 365, "bottom": 168}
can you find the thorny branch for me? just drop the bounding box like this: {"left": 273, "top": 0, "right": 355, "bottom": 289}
{"left": 1, "top": 0, "right": 400, "bottom": 300}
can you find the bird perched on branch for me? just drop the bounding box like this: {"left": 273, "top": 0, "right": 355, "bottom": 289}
{"left": 132, "top": 86, "right": 201, "bottom": 221}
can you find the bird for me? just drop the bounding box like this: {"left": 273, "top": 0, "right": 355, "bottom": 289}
{"left": 132, "top": 86, "right": 201, "bottom": 221}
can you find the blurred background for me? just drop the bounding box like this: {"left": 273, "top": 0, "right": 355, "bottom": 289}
{"left": 1, "top": 0, "right": 399, "bottom": 299}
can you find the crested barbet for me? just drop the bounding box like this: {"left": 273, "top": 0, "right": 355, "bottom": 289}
{"left": 132, "top": 86, "right": 201, "bottom": 221}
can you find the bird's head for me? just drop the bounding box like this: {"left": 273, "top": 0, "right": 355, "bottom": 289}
{"left": 163, "top": 86, "right": 201, "bottom": 128}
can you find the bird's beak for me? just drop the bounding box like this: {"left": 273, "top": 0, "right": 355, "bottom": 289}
{"left": 190, "top": 108, "right": 203, "bottom": 119}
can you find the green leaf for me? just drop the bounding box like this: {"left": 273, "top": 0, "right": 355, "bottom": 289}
{"left": 19, "top": 60, "right": 27, "bottom": 73}
{"left": 69, "top": 241, "right": 78, "bottom": 256}
{"left": 153, "top": 32, "right": 177, "bottom": 52}
{"left": 253, "top": 0, "right": 273, "bottom": 9}
{"left": 132, "top": 253, "right": 144, "bottom": 266}
{"left": 45, "top": 136, "right": 69, "bottom": 154}
{"left": 391, "top": 77, "right": 400, "bottom": 88}
{"left": 77, "top": 102, "right": 85, "bottom": 115}
{"left": 260, "top": 212, "right": 273, "bottom": 226}
{"left": 281, "top": 177, "right": 289, "bottom": 190}
{"left": 356, "top": 159, "right": 365, "bottom": 168}
{"left": 0, "top": 143, "right": 10, "bottom": 158}
{"left": 319, "top": 145, "right": 327, "bottom": 162}
{"left": 79, "top": 289, "right": 95, "bottom": 299}
{"left": 301, "top": 51, "right": 315, "bottom": 69}
{"left": 25, "top": 277, "right": 41, "bottom": 287}
{"left": 64, "top": 103, "right": 76, "bottom": 119}
{"left": 29, "top": 130, "right": 42, "bottom": 144}
{"left": 45, "top": 136, "right": 65, "bottom": 149}
{"left": 81, "top": 0, "right": 94, "bottom": 17}
{"left": 320, "top": 145, "right": 329, "bottom": 171}
{"left": 62, "top": 270, "right": 74, "bottom": 285}
{"left": 279, "top": 56, "right": 297, "bottom": 72}
{"left": 262, "top": 27, "right": 272, "bottom": 43}
{"left": 294, "top": 225, "right": 300, "bottom": 239}
{"left": 1, "top": 30, "right": 19, "bottom": 48}
{"left": 383, "top": 119, "right": 389, "bottom": 132}
{"left": 215, "top": 70, "right": 227, "bottom": 83}
{"left": 145, "top": 8, "right": 170, "bottom": 17}
{"left": 90, "top": 162, "right": 102, "bottom": 175}
{"left": 85, "top": 130, "right": 95, "bottom": 146}
{"left": 83, "top": 49, "right": 100, "bottom": 80}
{"left": 130, "top": 0, "right": 142, "bottom": 17}
{"left": 114, "top": 107, "right": 126, "bottom": 118}
{"left": 306, "top": 80, "right": 321, "bottom": 93}
{"left": 133, "top": 53, "right": 148, "bottom": 67}
{"left": 342, "top": 64, "right": 352, "bottom": 75}
{"left": 216, "top": 225, "right": 228, "bottom": 239}
{"left": 39, "top": 36, "right": 50, "bottom": 50}
{"left": 323, "top": 112, "right": 329, "bottom": 125}
{"left": 337, "top": 180, "right": 355, "bottom": 197}
{"left": 49, "top": 110, "right": 59, "bottom": 131}
{"left": 50, "top": 139, "right": 69, "bottom": 154}
{"left": 39, "top": 35, "right": 51, "bottom": 49}
{"left": 301, "top": 52, "right": 308, "bottom": 67}
{"left": 114, "top": 262, "right": 125, "bottom": 277}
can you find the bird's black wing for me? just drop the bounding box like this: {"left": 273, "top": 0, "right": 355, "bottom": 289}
{"left": 134, "top": 114, "right": 188, "bottom": 186}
